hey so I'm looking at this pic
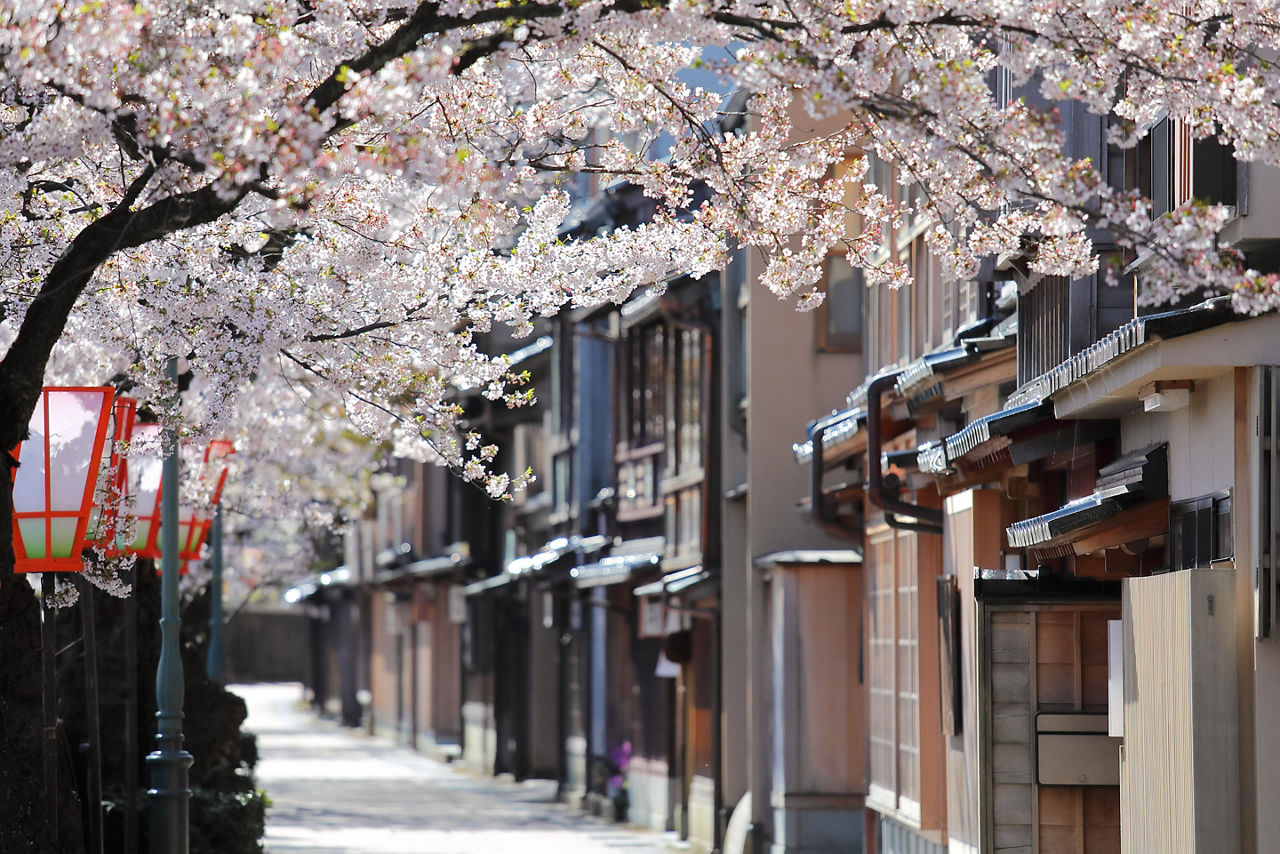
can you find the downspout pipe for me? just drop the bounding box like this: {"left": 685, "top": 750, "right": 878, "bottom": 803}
{"left": 866, "top": 371, "right": 944, "bottom": 535}
{"left": 809, "top": 414, "right": 863, "bottom": 542}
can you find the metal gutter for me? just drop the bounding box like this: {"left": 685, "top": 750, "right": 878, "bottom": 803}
{"left": 867, "top": 370, "right": 944, "bottom": 534}
{"left": 894, "top": 345, "right": 980, "bottom": 411}
{"left": 793, "top": 407, "right": 864, "bottom": 466}
{"left": 919, "top": 399, "right": 1054, "bottom": 474}
{"left": 570, "top": 551, "right": 662, "bottom": 588}
{"left": 809, "top": 416, "right": 865, "bottom": 541}
{"left": 1007, "top": 296, "right": 1235, "bottom": 409}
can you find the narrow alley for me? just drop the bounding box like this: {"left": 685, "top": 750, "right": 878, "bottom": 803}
{"left": 238, "top": 683, "right": 671, "bottom": 854}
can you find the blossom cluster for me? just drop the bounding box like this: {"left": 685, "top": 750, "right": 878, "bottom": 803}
{"left": 3, "top": 0, "right": 1280, "bottom": 578}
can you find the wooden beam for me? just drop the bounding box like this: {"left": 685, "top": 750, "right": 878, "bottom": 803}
{"left": 1069, "top": 499, "right": 1171, "bottom": 556}
{"left": 1137, "top": 379, "right": 1195, "bottom": 400}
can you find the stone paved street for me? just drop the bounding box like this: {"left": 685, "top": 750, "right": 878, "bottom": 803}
{"left": 236, "top": 683, "right": 670, "bottom": 854}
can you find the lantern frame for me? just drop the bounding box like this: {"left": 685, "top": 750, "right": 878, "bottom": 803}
{"left": 10, "top": 387, "right": 116, "bottom": 573}
{"left": 175, "top": 439, "right": 233, "bottom": 562}
{"left": 87, "top": 396, "right": 138, "bottom": 557}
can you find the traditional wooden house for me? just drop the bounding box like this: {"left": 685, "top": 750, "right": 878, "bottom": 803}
{"left": 791, "top": 68, "right": 1280, "bottom": 853}
{"left": 572, "top": 267, "right": 723, "bottom": 844}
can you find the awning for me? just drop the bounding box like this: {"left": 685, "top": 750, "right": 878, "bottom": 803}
{"left": 513, "top": 535, "right": 610, "bottom": 588}
{"left": 506, "top": 550, "right": 561, "bottom": 576}
{"left": 634, "top": 566, "right": 704, "bottom": 597}
{"left": 1006, "top": 444, "right": 1168, "bottom": 556}
{"left": 753, "top": 549, "right": 863, "bottom": 569}
{"left": 665, "top": 567, "right": 716, "bottom": 598}
{"left": 463, "top": 535, "right": 612, "bottom": 595}
{"left": 633, "top": 566, "right": 718, "bottom": 608}
{"left": 1006, "top": 296, "right": 1235, "bottom": 411}
{"left": 800, "top": 333, "right": 1016, "bottom": 468}
{"left": 504, "top": 335, "right": 553, "bottom": 368}
{"left": 507, "top": 534, "right": 608, "bottom": 576}
{"left": 571, "top": 551, "right": 662, "bottom": 588}
{"left": 570, "top": 536, "right": 665, "bottom": 588}
{"left": 376, "top": 552, "right": 471, "bottom": 585}
{"left": 921, "top": 400, "right": 1120, "bottom": 482}
{"left": 939, "top": 399, "right": 1054, "bottom": 468}
{"left": 894, "top": 345, "right": 979, "bottom": 411}
{"left": 464, "top": 573, "right": 515, "bottom": 596}
{"left": 893, "top": 320, "right": 1017, "bottom": 413}
{"left": 375, "top": 542, "right": 417, "bottom": 570}
{"left": 283, "top": 564, "right": 354, "bottom": 604}
{"left": 619, "top": 286, "right": 664, "bottom": 330}
{"left": 793, "top": 407, "right": 866, "bottom": 466}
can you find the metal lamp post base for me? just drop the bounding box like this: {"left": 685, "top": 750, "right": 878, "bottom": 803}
{"left": 147, "top": 720, "right": 193, "bottom": 852}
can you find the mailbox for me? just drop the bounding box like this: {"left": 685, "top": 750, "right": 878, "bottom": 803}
{"left": 1035, "top": 712, "right": 1121, "bottom": 786}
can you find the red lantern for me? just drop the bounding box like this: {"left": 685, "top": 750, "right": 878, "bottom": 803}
{"left": 176, "top": 439, "right": 233, "bottom": 562}
{"left": 125, "top": 433, "right": 233, "bottom": 563}
{"left": 10, "top": 387, "right": 115, "bottom": 573}
{"left": 124, "top": 423, "right": 165, "bottom": 559}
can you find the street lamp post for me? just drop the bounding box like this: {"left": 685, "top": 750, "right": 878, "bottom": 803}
{"left": 9, "top": 386, "right": 115, "bottom": 847}
{"left": 147, "top": 355, "right": 192, "bottom": 854}
{"left": 125, "top": 363, "right": 234, "bottom": 854}
{"left": 207, "top": 505, "right": 226, "bottom": 683}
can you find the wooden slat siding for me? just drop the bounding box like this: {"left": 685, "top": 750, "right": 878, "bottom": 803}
{"left": 1017, "top": 277, "right": 1071, "bottom": 389}
{"left": 1081, "top": 788, "right": 1121, "bottom": 853}
{"left": 869, "top": 518, "right": 948, "bottom": 832}
{"left": 988, "top": 610, "right": 1034, "bottom": 853}
{"left": 898, "top": 531, "right": 921, "bottom": 815}
{"left": 1035, "top": 613, "right": 1076, "bottom": 707}
{"left": 869, "top": 526, "right": 900, "bottom": 808}
{"left": 1234, "top": 367, "right": 1256, "bottom": 854}
{"left": 916, "top": 525, "right": 948, "bottom": 834}
{"left": 1120, "top": 570, "right": 1241, "bottom": 854}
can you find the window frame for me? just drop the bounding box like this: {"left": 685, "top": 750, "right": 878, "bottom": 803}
{"left": 1168, "top": 490, "right": 1232, "bottom": 572}
{"left": 816, "top": 249, "right": 864, "bottom": 353}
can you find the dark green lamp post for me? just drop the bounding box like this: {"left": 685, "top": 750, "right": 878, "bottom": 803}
{"left": 207, "top": 505, "right": 226, "bottom": 683}
{"left": 148, "top": 355, "right": 193, "bottom": 854}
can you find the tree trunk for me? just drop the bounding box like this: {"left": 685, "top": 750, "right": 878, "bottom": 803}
{"left": 0, "top": 453, "right": 84, "bottom": 852}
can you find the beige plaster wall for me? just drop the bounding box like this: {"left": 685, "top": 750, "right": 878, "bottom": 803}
{"left": 734, "top": 242, "right": 864, "bottom": 834}
{"left": 770, "top": 564, "right": 865, "bottom": 794}
{"left": 1120, "top": 370, "right": 1235, "bottom": 499}
{"left": 368, "top": 595, "right": 397, "bottom": 730}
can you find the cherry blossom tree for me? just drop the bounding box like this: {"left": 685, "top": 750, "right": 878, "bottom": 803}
{"left": 5, "top": 1, "right": 1280, "bottom": 495}
{"left": 3, "top": 0, "right": 1280, "bottom": 846}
